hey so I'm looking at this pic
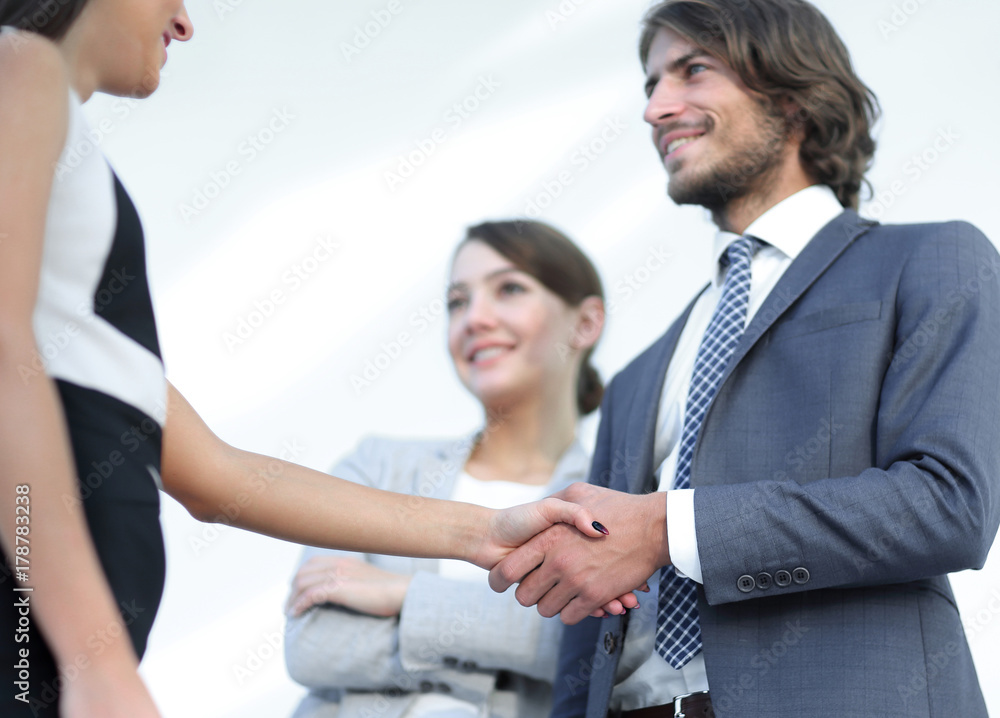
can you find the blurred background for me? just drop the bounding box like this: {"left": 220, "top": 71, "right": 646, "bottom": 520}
{"left": 79, "top": 0, "right": 1000, "bottom": 715}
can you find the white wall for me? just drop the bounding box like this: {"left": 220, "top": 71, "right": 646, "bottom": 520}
{"left": 80, "top": 0, "right": 1000, "bottom": 714}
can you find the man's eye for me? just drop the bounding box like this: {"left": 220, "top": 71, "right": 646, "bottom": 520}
{"left": 447, "top": 296, "right": 466, "bottom": 312}
{"left": 688, "top": 63, "right": 708, "bottom": 76}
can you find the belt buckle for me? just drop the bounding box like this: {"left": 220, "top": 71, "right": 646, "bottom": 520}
{"left": 673, "top": 690, "right": 710, "bottom": 718}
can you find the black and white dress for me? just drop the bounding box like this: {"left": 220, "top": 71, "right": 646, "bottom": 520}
{"left": 1, "top": 82, "right": 169, "bottom": 716}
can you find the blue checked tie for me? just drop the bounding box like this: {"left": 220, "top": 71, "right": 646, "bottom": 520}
{"left": 655, "top": 235, "right": 761, "bottom": 669}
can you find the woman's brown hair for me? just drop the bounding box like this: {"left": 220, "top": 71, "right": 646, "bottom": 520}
{"left": 0, "top": 0, "right": 91, "bottom": 40}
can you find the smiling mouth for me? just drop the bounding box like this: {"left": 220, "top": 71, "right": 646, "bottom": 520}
{"left": 667, "top": 135, "right": 701, "bottom": 155}
{"left": 469, "top": 346, "right": 510, "bottom": 363}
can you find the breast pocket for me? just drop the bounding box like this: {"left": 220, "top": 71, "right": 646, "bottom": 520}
{"left": 768, "top": 301, "right": 883, "bottom": 343}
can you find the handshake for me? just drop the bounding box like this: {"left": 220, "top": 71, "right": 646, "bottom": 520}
{"left": 288, "top": 482, "right": 673, "bottom": 625}
{"left": 483, "top": 482, "right": 670, "bottom": 623}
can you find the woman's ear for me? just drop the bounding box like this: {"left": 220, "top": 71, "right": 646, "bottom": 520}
{"left": 570, "top": 296, "right": 606, "bottom": 350}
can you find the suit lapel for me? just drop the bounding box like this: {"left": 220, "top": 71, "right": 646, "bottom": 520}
{"left": 713, "top": 209, "right": 876, "bottom": 393}
{"left": 623, "top": 291, "right": 704, "bottom": 494}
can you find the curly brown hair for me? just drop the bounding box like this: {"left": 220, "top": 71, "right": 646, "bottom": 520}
{"left": 639, "top": 0, "right": 880, "bottom": 210}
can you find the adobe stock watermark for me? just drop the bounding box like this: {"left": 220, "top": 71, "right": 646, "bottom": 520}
{"left": 349, "top": 295, "right": 448, "bottom": 395}
{"left": 341, "top": 0, "right": 406, "bottom": 62}
{"left": 383, "top": 75, "right": 502, "bottom": 191}
{"left": 397, "top": 410, "right": 511, "bottom": 518}
{"left": 178, "top": 107, "right": 296, "bottom": 223}
{"left": 19, "top": 599, "right": 148, "bottom": 715}
{"left": 233, "top": 627, "right": 285, "bottom": 686}
{"left": 712, "top": 619, "right": 810, "bottom": 714}
{"left": 604, "top": 245, "right": 672, "bottom": 316}
{"left": 554, "top": 246, "right": 672, "bottom": 356}
{"left": 53, "top": 97, "right": 142, "bottom": 182}
{"left": 520, "top": 117, "right": 626, "bottom": 219}
{"left": 19, "top": 266, "right": 139, "bottom": 386}
{"left": 222, "top": 233, "right": 341, "bottom": 352}
{"left": 188, "top": 439, "right": 307, "bottom": 556}
{"left": 963, "top": 585, "right": 1000, "bottom": 644}
{"left": 896, "top": 618, "right": 987, "bottom": 707}
{"left": 878, "top": 0, "right": 932, "bottom": 39}
{"left": 61, "top": 403, "right": 165, "bottom": 511}
{"left": 590, "top": 447, "right": 642, "bottom": 487}
{"left": 852, "top": 494, "right": 936, "bottom": 576}
{"left": 897, "top": 587, "right": 1000, "bottom": 707}
{"left": 865, "top": 127, "right": 960, "bottom": 220}
{"left": 213, "top": 0, "right": 245, "bottom": 20}
{"left": 889, "top": 251, "right": 1000, "bottom": 372}
{"left": 3, "top": 0, "right": 106, "bottom": 48}
{"left": 545, "top": 0, "right": 589, "bottom": 30}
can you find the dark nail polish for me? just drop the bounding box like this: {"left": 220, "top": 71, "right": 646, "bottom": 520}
{"left": 592, "top": 521, "right": 609, "bottom": 536}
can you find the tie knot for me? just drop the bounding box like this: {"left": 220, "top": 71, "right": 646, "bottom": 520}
{"left": 720, "top": 235, "right": 760, "bottom": 270}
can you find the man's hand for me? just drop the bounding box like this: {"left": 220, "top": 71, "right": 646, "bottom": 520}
{"left": 488, "top": 483, "right": 670, "bottom": 625}
{"left": 470, "top": 496, "right": 611, "bottom": 570}
{"left": 285, "top": 555, "right": 412, "bottom": 618}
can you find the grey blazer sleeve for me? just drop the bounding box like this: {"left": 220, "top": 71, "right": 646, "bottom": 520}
{"left": 285, "top": 597, "right": 407, "bottom": 692}
{"left": 694, "top": 221, "right": 1000, "bottom": 605}
{"left": 398, "top": 570, "right": 563, "bottom": 683}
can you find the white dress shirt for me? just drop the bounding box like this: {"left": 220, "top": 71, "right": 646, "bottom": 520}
{"left": 611, "top": 185, "right": 845, "bottom": 711}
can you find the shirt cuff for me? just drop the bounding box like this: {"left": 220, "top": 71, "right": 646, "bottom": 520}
{"left": 665, "top": 489, "right": 703, "bottom": 584}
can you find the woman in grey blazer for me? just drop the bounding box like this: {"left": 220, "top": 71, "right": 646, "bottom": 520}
{"left": 284, "top": 220, "right": 607, "bottom": 718}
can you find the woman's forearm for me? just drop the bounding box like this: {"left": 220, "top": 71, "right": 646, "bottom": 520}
{"left": 161, "top": 382, "right": 492, "bottom": 563}
{"left": 161, "top": 382, "right": 603, "bottom": 569}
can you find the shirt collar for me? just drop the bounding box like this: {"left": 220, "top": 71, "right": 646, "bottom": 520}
{"left": 710, "top": 185, "right": 844, "bottom": 286}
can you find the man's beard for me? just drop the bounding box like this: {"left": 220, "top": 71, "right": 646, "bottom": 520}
{"left": 666, "top": 106, "right": 790, "bottom": 212}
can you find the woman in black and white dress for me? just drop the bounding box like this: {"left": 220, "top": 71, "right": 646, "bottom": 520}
{"left": 0, "top": 4, "right": 630, "bottom": 716}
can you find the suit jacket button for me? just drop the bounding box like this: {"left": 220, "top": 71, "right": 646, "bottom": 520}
{"left": 737, "top": 574, "right": 756, "bottom": 593}
{"left": 603, "top": 632, "right": 618, "bottom": 654}
{"left": 774, "top": 570, "right": 792, "bottom": 587}
{"left": 756, "top": 572, "right": 773, "bottom": 590}
{"left": 792, "top": 567, "right": 810, "bottom": 585}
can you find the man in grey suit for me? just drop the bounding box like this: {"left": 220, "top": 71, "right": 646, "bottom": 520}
{"left": 489, "top": 1, "right": 1000, "bottom": 716}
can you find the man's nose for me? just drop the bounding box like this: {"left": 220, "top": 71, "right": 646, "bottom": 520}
{"left": 643, "top": 81, "right": 684, "bottom": 126}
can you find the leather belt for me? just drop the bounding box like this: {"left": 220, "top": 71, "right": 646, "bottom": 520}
{"left": 620, "top": 690, "right": 714, "bottom": 718}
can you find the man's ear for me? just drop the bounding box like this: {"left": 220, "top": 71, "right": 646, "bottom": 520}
{"left": 570, "top": 296, "right": 606, "bottom": 350}
{"left": 782, "top": 95, "right": 809, "bottom": 142}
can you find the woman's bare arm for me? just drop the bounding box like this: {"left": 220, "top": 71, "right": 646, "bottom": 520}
{"left": 161, "top": 381, "right": 607, "bottom": 569}
{"left": 0, "top": 32, "right": 160, "bottom": 717}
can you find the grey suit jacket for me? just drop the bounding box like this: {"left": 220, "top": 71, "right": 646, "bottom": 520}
{"left": 553, "top": 211, "right": 1000, "bottom": 718}
{"left": 285, "top": 433, "right": 589, "bottom": 718}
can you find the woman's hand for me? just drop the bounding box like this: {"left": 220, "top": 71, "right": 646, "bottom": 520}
{"left": 285, "top": 555, "right": 412, "bottom": 618}
{"left": 471, "top": 497, "right": 609, "bottom": 570}
{"left": 59, "top": 660, "right": 161, "bottom": 718}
